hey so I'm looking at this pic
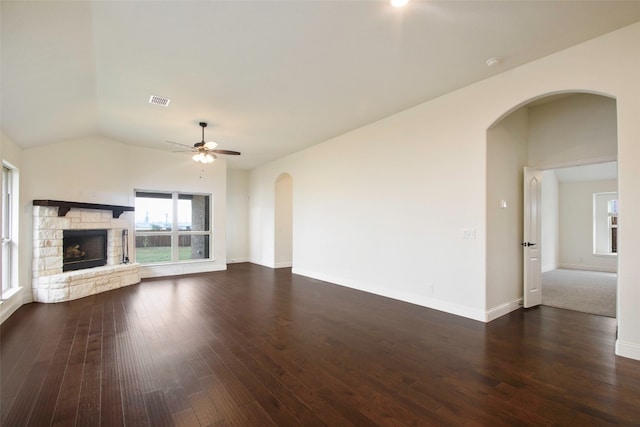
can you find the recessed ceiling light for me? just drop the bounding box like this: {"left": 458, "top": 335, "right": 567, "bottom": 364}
{"left": 149, "top": 95, "right": 171, "bottom": 106}
{"left": 486, "top": 57, "right": 502, "bottom": 67}
{"left": 391, "top": 0, "right": 410, "bottom": 8}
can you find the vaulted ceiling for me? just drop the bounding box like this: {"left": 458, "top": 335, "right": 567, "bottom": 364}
{"left": 2, "top": 1, "right": 640, "bottom": 169}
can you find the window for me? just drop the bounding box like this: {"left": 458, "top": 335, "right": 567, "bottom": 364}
{"left": 135, "top": 191, "right": 211, "bottom": 264}
{"left": 2, "top": 165, "right": 17, "bottom": 298}
{"left": 593, "top": 192, "right": 618, "bottom": 255}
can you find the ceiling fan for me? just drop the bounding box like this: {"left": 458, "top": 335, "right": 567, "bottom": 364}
{"left": 167, "top": 122, "right": 241, "bottom": 164}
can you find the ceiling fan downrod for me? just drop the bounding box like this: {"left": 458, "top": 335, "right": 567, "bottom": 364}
{"left": 197, "top": 122, "right": 208, "bottom": 148}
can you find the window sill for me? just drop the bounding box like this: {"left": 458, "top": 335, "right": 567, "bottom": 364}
{"left": 139, "top": 260, "right": 223, "bottom": 279}
{"left": 136, "top": 258, "right": 215, "bottom": 267}
{"left": 1, "top": 286, "right": 23, "bottom": 303}
{"left": 593, "top": 253, "right": 618, "bottom": 257}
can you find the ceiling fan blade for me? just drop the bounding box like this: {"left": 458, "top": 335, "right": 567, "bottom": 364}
{"left": 172, "top": 149, "right": 194, "bottom": 153}
{"left": 210, "top": 149, "right": 241, "bottom": 155}
{"left": 166, "top": 140, "right": 193, "bottom": 149}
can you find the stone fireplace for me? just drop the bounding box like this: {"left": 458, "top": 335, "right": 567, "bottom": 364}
{"left": 32, "top": 200, "right": 141, "bottom": 303}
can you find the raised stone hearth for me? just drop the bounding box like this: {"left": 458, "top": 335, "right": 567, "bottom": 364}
{"left": 36, "top": 263, "right": 140, "bottom": 303}
{"left": 32, "top": 203, "right": 140, "bottom": 303}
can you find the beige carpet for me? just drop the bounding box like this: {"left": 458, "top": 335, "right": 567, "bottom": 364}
{"left": 541, "top": 268, "right": 616, "bottom": 317}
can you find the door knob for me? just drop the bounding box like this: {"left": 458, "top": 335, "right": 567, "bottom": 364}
{"left": 521, "top": 242, "right": 536, "bottom": 247}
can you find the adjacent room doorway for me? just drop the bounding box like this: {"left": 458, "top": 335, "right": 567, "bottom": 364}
{"left": 274, "top": 173, "right": 293, "bottom": 268}
{"left": 535, "top": 162, "right": 618, "bottom": 318}
{"left": 486, "top": 92, "right": 618, "bottom": 320}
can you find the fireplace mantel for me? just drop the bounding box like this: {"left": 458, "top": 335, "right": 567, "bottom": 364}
{"left": 33, "top": 200, "right": 134, "bottom": 218}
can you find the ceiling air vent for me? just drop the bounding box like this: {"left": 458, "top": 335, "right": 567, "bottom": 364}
{"left": 149, "top": 95, "right": 171, "bottom": 106}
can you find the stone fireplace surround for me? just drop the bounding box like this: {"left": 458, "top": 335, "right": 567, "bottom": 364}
{"left": 32, "top": 200, "right": 141, "bottom": 303}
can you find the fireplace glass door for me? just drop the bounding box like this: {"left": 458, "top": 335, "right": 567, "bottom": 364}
{"left": 63, "top": 229, "right": 108, "bottom": 271}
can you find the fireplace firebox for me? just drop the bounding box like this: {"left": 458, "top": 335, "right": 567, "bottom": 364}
{"left": 63, "top": 229, "right": 108, "bottom": 272}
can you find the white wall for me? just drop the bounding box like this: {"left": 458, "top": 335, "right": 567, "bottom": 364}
{"left": 226, "top": 169, "right": 250, "bottom": 263}
{"left": 252, "top": 103, "right": 488, "bottom": 320}
{"left": 559, "top": 179, "right": 617, "bottom": 272}
{"left": 249, "top": 22, "right": 640, "bottom": 359}
{"left": 20, "top": 136, "right": 228, "bottom": 284}
{"left": 486, "top": 108, "right": 528, "bottom": 318}
{"left": 528, "top": 94, "right": 617, "bottom": 168}
{"left": 541, "top": 170, "right": 559, "bottom": 272}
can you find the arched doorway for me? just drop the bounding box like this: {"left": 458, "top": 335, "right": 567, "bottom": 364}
{"left": 274, "top": 173, "right": 293, "bottom": 268}
{"left": 486, "top": 92, "right": 618, "bottom": 319}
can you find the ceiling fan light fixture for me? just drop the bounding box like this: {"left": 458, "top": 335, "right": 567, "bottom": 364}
{"left": 204, "top": 141, "right": 218, "bottom": 150}
{"left": 192, "top": 152, "right": 215, "bottom": 164}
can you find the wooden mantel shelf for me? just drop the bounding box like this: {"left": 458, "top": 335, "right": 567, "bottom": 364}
{"left": 33, "top": 200, "right": 135, "bottom": 218}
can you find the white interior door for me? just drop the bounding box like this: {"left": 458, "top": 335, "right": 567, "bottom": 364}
{"left": 523, "top": 167, "right": 542, "bottom": 308}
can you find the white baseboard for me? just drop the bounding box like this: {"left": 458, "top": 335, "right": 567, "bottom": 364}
{"left": 616, "top": 339, "right": 640, "bottom": 361}
{"left": 248, "top": 259, "right": 292, "bottom": 269}
{"left": 559, "top": 263, "right": 616, "bottom": 273}
{"left": 249, "top": 258, "right": 275, "bottom": 268}
{"left": 227, "top": 257, "right": 249, "bottom": 264}
{"left": 274, "top": 261, "right": 292, "bottom": 268}
{"left": 0, "top": 287, "right": 25, "bottom": 325}
{"left": 485, "top": 298, "right": 522, "bottom": 322}
{"left": 292, "top": 267, "right": 486, "bottom": 322}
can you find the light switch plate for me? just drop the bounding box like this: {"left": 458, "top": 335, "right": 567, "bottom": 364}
{"left": 462, "top": 229, "right": 476, "bottom": 240}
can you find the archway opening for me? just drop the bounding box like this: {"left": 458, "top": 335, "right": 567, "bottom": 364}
{"left": 274, "top": 173, "right": 293, "bottom": 268}
{"left": 486, "top": 92, "right": 618, "bottom": 320}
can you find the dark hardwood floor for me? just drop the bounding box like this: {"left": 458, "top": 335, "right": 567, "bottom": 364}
{"left": 2, "top": 263, "right": 640, "bottom": 426}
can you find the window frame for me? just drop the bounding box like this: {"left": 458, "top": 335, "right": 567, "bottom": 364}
{"left": 2, "top": 163, "right": 19, "bottom": 300}
{"left": 593, "top": 191, "right": 618, "bottom": 256}
{"left": 134, "top": 190, "right": 212, "bottom": 265}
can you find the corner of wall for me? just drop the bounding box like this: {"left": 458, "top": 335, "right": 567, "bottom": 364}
{"left": 616, "top": 339, "right": 640, "bottom": 361}
{"left": 485, "top": 298, "right": 522, "bottom": 322}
